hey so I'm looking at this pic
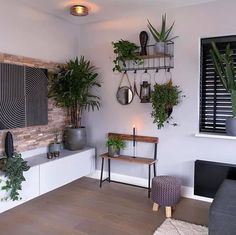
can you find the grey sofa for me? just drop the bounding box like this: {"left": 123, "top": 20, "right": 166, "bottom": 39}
{"left": 209, "top": 179, "right": 236, "bottom": 235}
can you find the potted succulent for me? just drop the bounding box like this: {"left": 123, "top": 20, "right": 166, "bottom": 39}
{"left": 151, "top": 80, "right": 181, "bottom": 129}
{"left": 106, "top": 137, "right": 126, "bottom": 157}
{"left": 210, "top": 42, "right": 236, "bottom": 135}
{"left": 147, "top": 14, "right": 178, "bottom": 54}
{"left": 49, "top": 56, "right": 101, "bottom": 150}
{"left": 48, "top": 131, "right": 61, "bottom": 157}
{"left": 112, "top": 39, "right": 143, "bottom": 72}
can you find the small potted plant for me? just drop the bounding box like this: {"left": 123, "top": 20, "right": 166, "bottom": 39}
{"left": 151, "top": 80, "right": 181, "bottom": 129}
{"left": 106, "top": 137, "right": 126, "bottom": 157}
{"left": 48, "top": 130, "right": 61, "bottom": 157}
{"left": 147, "top": 14, "right": 178, "bottom": 54}
{"left": 112, "top": 39, "right": 143, "bottom": 72}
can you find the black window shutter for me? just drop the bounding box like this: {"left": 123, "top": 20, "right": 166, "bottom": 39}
{"left": 200, "top": 35, "right": 236, "bottom": 134}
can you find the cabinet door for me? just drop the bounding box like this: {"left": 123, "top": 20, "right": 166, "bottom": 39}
{"left": 40, "top": 149, "right": 95, "bottom": 195}
{"left": 0, "top": 165, "right": 40, "bottom": 213}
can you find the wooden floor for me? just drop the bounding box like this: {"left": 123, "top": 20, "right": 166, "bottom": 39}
{"left": 0, "top": 177, "right": 210, "bottom": 235}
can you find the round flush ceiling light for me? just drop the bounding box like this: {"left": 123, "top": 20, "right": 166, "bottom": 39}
{"left": 70, "top": 5, "right": 89, "bottom": 16}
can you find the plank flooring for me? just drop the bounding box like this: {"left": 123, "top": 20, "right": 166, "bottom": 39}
{"left": 0, "top": 177, "right": 210, "bottom": 235}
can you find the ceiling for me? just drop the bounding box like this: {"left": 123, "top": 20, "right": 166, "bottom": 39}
{"left": 18, "top": 0, "right": 217, "bottom": 25}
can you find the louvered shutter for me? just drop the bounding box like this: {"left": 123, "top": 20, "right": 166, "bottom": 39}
{"left": 200, "top": 36, "right": 236, "bottom": 133}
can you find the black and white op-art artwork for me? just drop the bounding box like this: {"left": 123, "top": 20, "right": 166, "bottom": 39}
{"left": 0, "top": 63, "right": 48, "bottom": 130}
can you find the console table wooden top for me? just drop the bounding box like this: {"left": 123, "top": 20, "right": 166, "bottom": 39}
{"left": 100, "top": 153, "right": 157, "bottom": 165}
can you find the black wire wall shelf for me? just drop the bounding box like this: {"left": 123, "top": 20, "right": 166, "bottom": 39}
{"left": 120, "top": 42, "right": 174, "bottom": 72}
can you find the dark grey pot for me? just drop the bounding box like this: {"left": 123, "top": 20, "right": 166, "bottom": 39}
{"left": 226, "top": 117, "right": 236, "bottom": 136}
{"left": 108, "top": 146, "right": 120, "bottom": 157}
{"left": 64, "top": 127, "right": 87, "bottom": 150}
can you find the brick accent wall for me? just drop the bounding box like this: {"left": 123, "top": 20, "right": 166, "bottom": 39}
{"left": 0, "top": 53, "right": 67, "bottom": 153}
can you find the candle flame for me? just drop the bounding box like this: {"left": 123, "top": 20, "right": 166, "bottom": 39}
{"left": 133, "top": 124, "right": 135, "bottom": 128}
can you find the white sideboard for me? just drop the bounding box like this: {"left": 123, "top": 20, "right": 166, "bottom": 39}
{"left": 0, "top": 147, "right": 95, "bottom": 213}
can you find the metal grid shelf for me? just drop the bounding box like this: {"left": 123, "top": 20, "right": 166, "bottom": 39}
{"left": 120, "top": 42, "right": 174, "bottom": 72}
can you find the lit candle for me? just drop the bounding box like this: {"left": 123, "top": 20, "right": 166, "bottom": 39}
{"left": 133, "top": 124, "right": 136, "bottom": 147}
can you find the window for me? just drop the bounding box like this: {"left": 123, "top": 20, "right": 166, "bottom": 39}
{"left": 199, "top": 36, "right": 236, "bottom": 134}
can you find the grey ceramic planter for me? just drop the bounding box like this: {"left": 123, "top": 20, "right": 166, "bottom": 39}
{"left": 49, "top": 143, "right": 61, "bottom": 153}
{"left": 226, "top": 117, "right": 236, "bottom": 136}
{"left": 108, "top": 146, "right": 120, "bottom": 157}
{"left": 155, "top": 42, "right": 168, "bottom": 54}
{"left": 64, "top": 127, "right": 87, "bottom": 150}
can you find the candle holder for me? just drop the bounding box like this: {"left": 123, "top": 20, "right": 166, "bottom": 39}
{"left": 133, "top": 125, "right": 136, "bottom": 158}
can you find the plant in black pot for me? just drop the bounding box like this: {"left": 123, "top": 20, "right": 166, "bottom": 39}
{"left": 210, "top": 42, "right": 236, "bottom": 135}
{"left": 49, "top": 56, "right": 101, "bottom": 150}
{"left": 151, "top": 80, "right": 181, "bottom": 129}
{"left": 106, "top": 137, "right": 126, "bottom": 157}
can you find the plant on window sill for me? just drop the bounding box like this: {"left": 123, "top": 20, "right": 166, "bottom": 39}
{"left": 210, "top": 42, "right": 236, "bottom": 135}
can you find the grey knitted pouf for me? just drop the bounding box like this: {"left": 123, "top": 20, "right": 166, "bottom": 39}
{"left": 152, "top": 176, "right": 181, "bottom": 218}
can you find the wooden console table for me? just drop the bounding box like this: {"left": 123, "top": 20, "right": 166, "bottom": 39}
{"left": 100, "top": 133, "right": 158, "bottom": 198}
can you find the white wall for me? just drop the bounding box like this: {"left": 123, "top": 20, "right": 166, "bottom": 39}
{"left": 0, "top": 0, "right": 78, "bottom": 62}
{"left": 80, "top": 0, "right": 236, "bottom": 187}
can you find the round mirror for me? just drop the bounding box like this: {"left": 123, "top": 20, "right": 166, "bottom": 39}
{"left": 116, "top": 86, "right": 134, "bottom": 105}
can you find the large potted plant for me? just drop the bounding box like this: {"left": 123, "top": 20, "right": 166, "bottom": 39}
{"left": 210, "top": 42, "right": 236, "bottom": 135}
{"left": 147, "top": 14, "right": 178, "bottom": 54}
{"left": 49, "top": 56, "right": 101, "bottom": 150}
{"left": 151, "top": 80, "right": 181, "bottom": 129}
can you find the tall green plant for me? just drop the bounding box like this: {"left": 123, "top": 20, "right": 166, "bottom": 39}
{"left": 1, "top": 153, "right": 30, "bottom": 201}
{"left": 147, "top": 14, "right": 178, "bottom": 42}
{"left": 210, "top": 42, "right": 236, "bottom": 117}
{"left": 49, "top": 56, "right": 101, "bottom": 127}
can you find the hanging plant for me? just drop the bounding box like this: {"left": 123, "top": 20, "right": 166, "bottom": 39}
{"left": 112, "top": 39, "right": 143, "bottom": 72}
{"left": 151, "top": 80, "right": 181, "bottom": 129}
{"left": 0, "top": 152, "right": 30, "bottom": 201}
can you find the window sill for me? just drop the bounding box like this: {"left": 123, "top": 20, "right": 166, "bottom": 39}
{"left": 195, "top": 133, "right": 236, "bottom": 140}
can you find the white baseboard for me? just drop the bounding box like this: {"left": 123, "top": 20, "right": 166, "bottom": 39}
{"left": 88, "top": 170, "right": 213, "bottom": 203}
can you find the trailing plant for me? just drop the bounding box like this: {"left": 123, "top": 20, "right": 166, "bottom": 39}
{"left": 106, "top": 137, "right": 126, "bottom": 150}
{"left": 210, "top": 42, "right": 236, "bottom": 117}
{"left": 48, "top": 56, "right": 101, "bottom": 128}
{"left": 151, "top": 80, "right": 181, "bottom": 129}
{"left": 147, "top": 14, "right": 178, "bottom": 42}
{"left": 112, "top": 40, "right": 143, "bottom": 72}
{"left": 0, "top": 152, "right": 30, "bottom": 201}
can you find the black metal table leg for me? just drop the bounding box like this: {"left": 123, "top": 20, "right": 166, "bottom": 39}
{"left": 108, "top": 159, "right": 111, "bottom": 183}
{"left": 100, "top": 157, "right": 104, "bottom": 187}
{"left": 153, "top": 163, "right": 156, "bottom": 177}
{"left": 148, "top": 164, "right": 151, "bottom": 198}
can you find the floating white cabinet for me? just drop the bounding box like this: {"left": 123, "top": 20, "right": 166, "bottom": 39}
{"left": 40, "top": 148, "right": 95, "bottom": 194}
{"left": 0, "top": 147, "right": 95, "bottom": 213}
{"left": 0, "top": 165, "right": 40, "bottom": 213}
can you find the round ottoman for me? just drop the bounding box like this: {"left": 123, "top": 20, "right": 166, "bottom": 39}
{"left": 152, "top": 176, "right": 181, "bottom": 218}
